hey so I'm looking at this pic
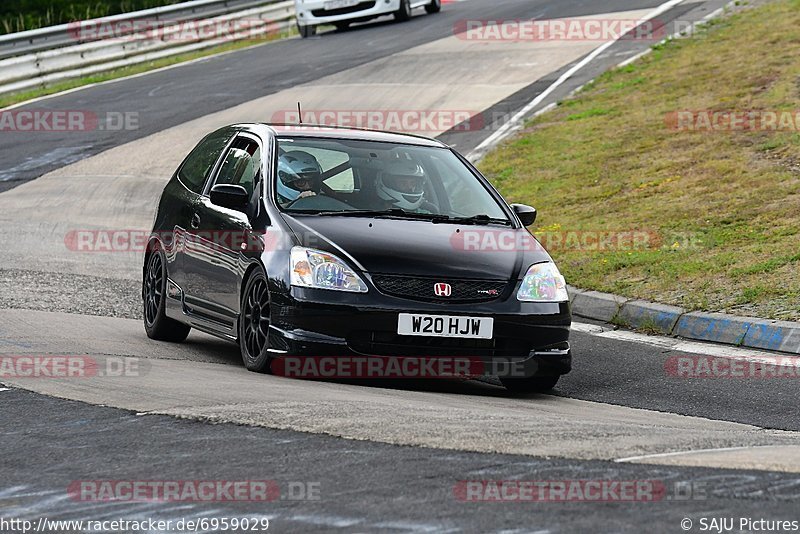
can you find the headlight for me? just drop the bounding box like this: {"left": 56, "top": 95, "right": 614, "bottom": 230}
{"left": 517, "top": 262, "right": 569, "bottom": 302}
{"left": 290, "top": 247, "right": 368, "bottom": 293}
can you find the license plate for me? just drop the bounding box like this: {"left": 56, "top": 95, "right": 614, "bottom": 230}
{"left": 397, "top": 314, "right": 494, "bottom": 339}
{"left": 324, "top": 0, "right": 360, "bottom": 10}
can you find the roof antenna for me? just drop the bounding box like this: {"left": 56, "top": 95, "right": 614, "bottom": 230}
{"left": 297, "top": 102, "right": 303, "bottom": 124}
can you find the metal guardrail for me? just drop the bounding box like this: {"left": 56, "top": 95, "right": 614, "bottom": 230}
{"left": 0, "top": 0, "right": 288, "bottom": 59}
{"left": 0, "top": 0, "right": 295, "bottom": 97}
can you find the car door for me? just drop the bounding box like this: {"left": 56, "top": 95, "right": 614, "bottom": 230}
{"left": 168, "top": 126, "right": 237, "bottom": 299}
{"left": 182, "top": 133, "right": 263, "bottom": 328}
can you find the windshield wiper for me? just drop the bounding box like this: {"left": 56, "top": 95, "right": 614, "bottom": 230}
{"left": 307, "top": 209, "right": 444, "bottom": 220}
{"left": 444, "top": 214, "right": 512, "bottom": 226}
{"left": 297, "top": 209, "right": 511, "bottom": 225}
{"left": 308, "top": 209, "right": 402, "bottom": 217}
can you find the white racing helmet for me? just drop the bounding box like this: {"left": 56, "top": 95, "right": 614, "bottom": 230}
{"left": 277, "top": 151, "right": 323, "bottom": 202}
{"left": 376, "top": 159, "right": 426, "bottom": 210}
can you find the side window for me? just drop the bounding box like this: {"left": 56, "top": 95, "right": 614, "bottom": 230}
{"left": 214, "top": 137, "right": 261, "bottom": 196}
{"left": 178, "top": 128, "right": 235, "bottom": 193}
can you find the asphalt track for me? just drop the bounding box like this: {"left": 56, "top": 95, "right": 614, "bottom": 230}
{"left": 3, "top": 388, "right": 800, "bottom": 533}
{"left": 1, "top": 0, "right": 798, "bottom": 532}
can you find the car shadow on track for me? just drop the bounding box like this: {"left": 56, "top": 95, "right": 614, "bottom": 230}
{"left": 178, "top": 333, "right": 553, "bottom": 398}
{"left": 313, "top": 12, "right": 429, "bottom": 40}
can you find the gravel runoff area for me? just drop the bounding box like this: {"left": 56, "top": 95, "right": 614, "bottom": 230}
{"left": 0, "top": 268, "right": 142, "bottom": 319}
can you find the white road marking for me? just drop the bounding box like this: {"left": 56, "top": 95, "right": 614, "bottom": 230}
{"left": 615, "top": 445, "right": 767, "bottom": 463}
{"left": 703, "top": 4, "right": 728, "bottom": 21}
{"left": 616, "top": 47, "right": 652, "bottom": 68}
{"left": 0, "top": 387, "right": 11, "bottom": 392}
{"left": 572, "top": 321, "right": 797, "bottom": 365}
{"left": 617, "top": 0, "right": 736, "bottom": 69}
{"left": 468, "top": 0, "right": 688, "bottom": 161}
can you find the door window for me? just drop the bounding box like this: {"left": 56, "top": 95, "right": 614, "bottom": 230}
{"left": 178, "top": 127, "right": 236, "bottom": 193}
{"left": 214, "top": 137, "right": 261, "bottom": 196}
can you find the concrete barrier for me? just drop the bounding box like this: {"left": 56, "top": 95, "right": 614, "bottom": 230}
{"left": 570, "top": 287, "right": 800, "bottom": 354}
{"left": 571, "top": 289, "right": 628, "bottom": 323}
{"left": 673, "top": 312, "right": 752, "bottom": 346}
{"left": 617, "top": 300, "right": 683, "bottom": 334}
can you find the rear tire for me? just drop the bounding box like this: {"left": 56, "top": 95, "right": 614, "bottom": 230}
{"left": 239, "top": 269, "right": 273, "bottom": 373}
{"left": 297, "top": 22, "right": 316, "bottom": 38}
{"left": 425, "top": 0, "right": 441, "bottom": 14}
{"left": 500, "top": 375, "right": 560, "bottom": 394}
{"left": 143, "top": 249, "right": 191, "bottom": 342}
{"left": 394, "top": 0, "right": 412, "bottom": 21}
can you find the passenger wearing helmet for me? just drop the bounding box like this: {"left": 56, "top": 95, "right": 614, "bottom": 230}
{"left": 376, "top": 159, "right": 428, "bottom": 211}
{"left": 277, "top": 150, "right": 323, "bottom": 206}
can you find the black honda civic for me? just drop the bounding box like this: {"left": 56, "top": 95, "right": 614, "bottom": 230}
{"left": 143, "top": 123, "right": 571, "bottom": 392}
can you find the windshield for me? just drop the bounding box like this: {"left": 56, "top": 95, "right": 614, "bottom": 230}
{"left": 274, "top": 137, "right": 510, "bottom": 223}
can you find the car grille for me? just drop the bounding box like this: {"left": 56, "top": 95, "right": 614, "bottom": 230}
{"left": 311, "top": 1, "right": 375, "bottom": 16}
{"left": 370, "top": 275, "right": 508, "bottom": 303}
{"left": 347, "top": 331, "right": 532, "bottom": 358}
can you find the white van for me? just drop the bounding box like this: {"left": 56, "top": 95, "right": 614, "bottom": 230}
{"left": 294, "top": 0, "right": 441, "bottom": 37}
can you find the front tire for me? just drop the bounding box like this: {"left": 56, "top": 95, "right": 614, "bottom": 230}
{"left": 425, "top": 0, "right": 441, "bottom": 14}
{"left": 500, "top": 375, "right": 560, "bottom": 394}
{"left": 143, "top": 249, "right": 191, "bottom": 342}
{"left": 297, "top": 22, "right": 316, "bottom": 38}
{"left": 394, "top": 0, "right": 412, "bottom": 21}
{"left": 239, "top": 270, "right": 273, "bottom": 373}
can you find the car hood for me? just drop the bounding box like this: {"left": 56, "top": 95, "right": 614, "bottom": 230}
{"left": 281, "top": 214, "right": 552, "bottom": 281}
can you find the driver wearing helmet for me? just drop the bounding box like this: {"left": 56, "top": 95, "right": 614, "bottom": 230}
{"left": 277, "top": 150, "right": 323, "bottom": 206}
{"left": 376, "top": 159, "right": 429, "bottom": 212}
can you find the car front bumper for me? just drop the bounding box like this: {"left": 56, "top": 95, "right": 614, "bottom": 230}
{"left": 295, "top": 0, "right": 400, "bottom": 26}
{"left": 267, "top": 284, "right": 572, "bottom": 379}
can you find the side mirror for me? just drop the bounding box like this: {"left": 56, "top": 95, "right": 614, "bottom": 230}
{"left": 512, "top": 203, "right": 537, "bottom": 226}
{"left": 210, "top": 184, "right": 249, "bottom": 212}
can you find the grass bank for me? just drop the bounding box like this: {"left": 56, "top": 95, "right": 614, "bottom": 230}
{"left": 479, "top": 0, "right": 800, "bottom": 321}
